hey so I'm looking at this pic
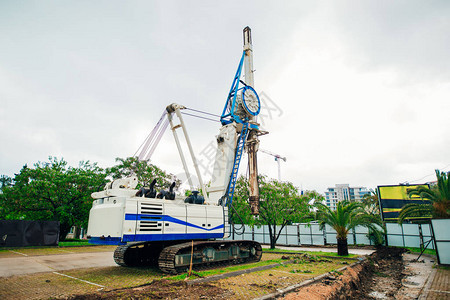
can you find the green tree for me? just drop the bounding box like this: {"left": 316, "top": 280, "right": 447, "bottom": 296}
{"left": 0, "top": 157, "right": 106, "bottom": 240}
{"left": 0, "top": 175, "right": 12, "bottom": 190}
{"left": 314, "top": 200, "right": 384, "bottom": 256}
{"left": 398, "top": 170, "right": 450, "bottom": 223}
{"left": 231, "top": 176, "right": 316, "bottom": 249}
{"left": 106, "top": 157, "right": 178, "bottom": 190}
{"left": 0, "top": 175, "right": 15, "bottom": 219}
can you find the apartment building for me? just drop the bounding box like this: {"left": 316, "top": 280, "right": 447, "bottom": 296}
{"left": 324, "top": 184, "right": 369, "bottom": 210}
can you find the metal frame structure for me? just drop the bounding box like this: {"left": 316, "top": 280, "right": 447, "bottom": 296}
{"left": 220, "top": 52, "right": 246, "bottom": 125}
{"left": 166, "top": 103, "right": 208, "bottom": 202}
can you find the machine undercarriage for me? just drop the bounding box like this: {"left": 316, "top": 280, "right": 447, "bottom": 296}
{"left": 114, "top": 240, "right": 262, "bottom": 274}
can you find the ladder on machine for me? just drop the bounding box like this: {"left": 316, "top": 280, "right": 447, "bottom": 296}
{"left": 226, "top": 122, "right": 249, "bottom": 206}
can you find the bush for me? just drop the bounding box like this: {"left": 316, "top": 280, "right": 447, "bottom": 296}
{"left": 367, "top": 228, "right": 385, "bottom": 247}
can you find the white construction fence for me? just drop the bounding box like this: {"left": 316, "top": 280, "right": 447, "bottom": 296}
{"left": 430, "top": 219, "right": 450, "bottom": 265}
{"left": 224, "top": 223, "right": 435, "bottom": 250}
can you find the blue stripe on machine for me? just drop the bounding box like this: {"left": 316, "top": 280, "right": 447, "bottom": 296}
{"left": 89, "top": 236, "right": 125, "bottom": 245}
{"left": 89, "top": 232, "right": 225, "bottom": 244}
{"left": 122, "top": 232, "right": 224, "bottom": 242}
{"left": 125, "top": 214, "right": 224, "bottom": 231}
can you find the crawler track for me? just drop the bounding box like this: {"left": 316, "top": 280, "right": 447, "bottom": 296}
{"left": 114, "top": 241, "right": 165, "bottom": 267}
{"left": 159, "top": 240, "right": 262, "bottom": 274}
{"left": 114, "top": 240, "right": 262, "bottom": 274}
{"left": 113, "top": 244, "right": 129, "bottom": 267}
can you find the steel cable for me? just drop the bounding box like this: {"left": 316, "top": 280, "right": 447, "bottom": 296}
{"left": 134, "top": 110, "right": 168, "bottom": 160}
{"left": 180, "top": 111, "right": 220, "bottom": 123}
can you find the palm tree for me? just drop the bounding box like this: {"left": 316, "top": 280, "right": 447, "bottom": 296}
{"left": 361, "top": 189, "right": 380, "bottom": 215}
{"left": 398, "top": 170, "right": 450, "bottom": 223}
{"left": 315, "top": 200, "right": 384, "bottom": 256}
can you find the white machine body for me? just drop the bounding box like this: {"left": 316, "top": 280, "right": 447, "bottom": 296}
{"left": 87, "top": 191, "right": 229, "bottom": 244}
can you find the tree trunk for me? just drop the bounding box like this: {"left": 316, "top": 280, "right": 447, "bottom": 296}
{"left": 74, "top": 226, "right": 81, "bottom": 239}
{"left": 59, "top": 223, "right": 72, "bottom": 241}
{"left": 270, "top": 237, "right": 276, "bottom": 249}
{"left": 337, "top": 238, "right": 348, "bottom": 256}
{"left": 267, "top": 225, "right": 273, "bottom": 249}
{"left": 267, "top": 224, "right": 276, "bottom": 249}
{"left": 271, "top": 224, "right": 278, "bottom": 249}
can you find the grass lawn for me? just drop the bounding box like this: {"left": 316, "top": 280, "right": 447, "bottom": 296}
{"left": 404, "top": 246, "right": 436, "bottom": 256}
{"left": 59, "top": 240, "right": 91, "bottom": 247}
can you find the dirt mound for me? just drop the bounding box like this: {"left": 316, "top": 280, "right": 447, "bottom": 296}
{"left": 281, "top": 261, "right": 372, "bottom": 300}
{"left": 64, "top": 279, "right": 232, "bottom": 300}
{"left": 281, "top": 247, "right": 407, "bottom": 300}
{"left": 371, "top": 245, "right": 406, "bottom": 261}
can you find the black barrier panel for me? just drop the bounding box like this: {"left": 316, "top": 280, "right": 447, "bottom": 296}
{"left": 0, "top": 221, "right": 22, "bottom": 246}
{"left": 42, "top": 222, "right": 59, "bottom": 245}
{"left": 0, "top": 220, "right": 60, "bottom": 247}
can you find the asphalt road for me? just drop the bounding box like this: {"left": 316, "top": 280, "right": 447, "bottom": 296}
{"left": 0, "top": 251, "right": 116, "bottom": 277}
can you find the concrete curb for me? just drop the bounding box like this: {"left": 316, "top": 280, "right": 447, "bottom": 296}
{"left": 254, "top": 258, "right": 366, "bottom": 300}
{"left": 186, "top": 263, "right": 282, "bottom": 285}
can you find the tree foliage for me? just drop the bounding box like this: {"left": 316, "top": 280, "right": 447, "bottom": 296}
{"left": 361, "top": 189, "right": 381, "bottom": 215}
{"left": 0, "top": 175, "right": 12, "bottom": 190}
{"left": 398, "top": 169, "right": 450, "bottom": 223}
{"left": 0, "top": 157, "right": 106, "bottom": 240}
{"left": 314, "top": 200, "right": 384, "bottom": 255}
{"left": 231, "top": 175, "right": 317, "bottom": 249}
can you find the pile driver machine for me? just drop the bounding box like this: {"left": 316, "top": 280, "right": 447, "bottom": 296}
{"left": 87, "top": 27, "right": 267, "bottom": 273}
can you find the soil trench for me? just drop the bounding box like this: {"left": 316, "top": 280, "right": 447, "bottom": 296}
{"left": 280, "top": 247, "right": 408, "bottom": 300}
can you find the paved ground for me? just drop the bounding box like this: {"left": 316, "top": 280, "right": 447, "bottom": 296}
{"left": 421, "top": 263, "right": 450, "bottom": 300}
{"left": 0, "top": 249, "right": 116, "bottom": 277}
{"left": 397, "top": 253, "right": 435, "bottom": 299}
{"left": 428, "top": 268, "right": 450, "bottom": 299}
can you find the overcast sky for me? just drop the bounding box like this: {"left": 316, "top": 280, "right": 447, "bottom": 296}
{"left": 1, "top": 1, "right": 449, "bottom": 193}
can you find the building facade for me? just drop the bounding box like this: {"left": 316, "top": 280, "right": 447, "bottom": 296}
{"left": 324, "top": 184, "right": 370, "bottom": 210}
